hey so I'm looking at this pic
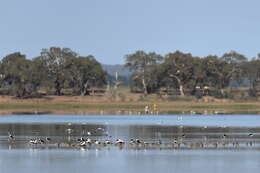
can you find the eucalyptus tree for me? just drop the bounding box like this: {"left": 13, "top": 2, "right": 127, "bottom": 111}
{"left": 202, "top": 51, "right": 247, "bottom": 95}
{"left": 221, "top": 51, "right": 247, "bottom": 86}
{"left": 130, "top": 63, "right": 162, "bottom": 94}
{"left": 162, "top": 51, "right": 197, "bottom": 96}
{"left": 0, "top": 52, "right": 40, "bottom": 97}
{"left": 201, "top": 55, "right": 221, "bottom": 88}
{"left": 192, "top": 58, "right": 206, "bottom": 86}
{"left": 39, "top": 47, "right": 77, "bottom": 95}
{"left": 125, "top": 50, "right": 163, "bottom": 95}
{"left": 66, "top": 56, "right": 107, "bottom": 95}
{"left": 32, "top": 56, "right": 49, "bottom": 89}
{"left": 242, "top": 57, "right": 260, "bottom": 91}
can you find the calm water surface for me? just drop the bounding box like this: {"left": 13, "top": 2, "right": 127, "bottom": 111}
{"left": 0, "top": 114, "right": 260, "bottom": 173}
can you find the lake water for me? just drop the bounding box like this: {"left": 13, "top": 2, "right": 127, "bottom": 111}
{"left": 0, "top": 114, "right": 260, "bottom": 173}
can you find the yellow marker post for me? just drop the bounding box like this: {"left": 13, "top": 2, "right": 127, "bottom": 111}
{"left": 153, "top": 104, "right": 158, "bottom": 114}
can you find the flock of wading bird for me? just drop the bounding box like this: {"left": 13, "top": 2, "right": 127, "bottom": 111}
{"left": 6, "top": 128, "right": 258, "bottom": 150}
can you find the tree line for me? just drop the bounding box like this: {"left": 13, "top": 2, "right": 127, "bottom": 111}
{"left": 1, "top": 47, "right": 260, "bottom": 99}
{"left": 125, "top": 50, "right": 260, "bottom": 98}
{"left": 0, "top": 47, "right": 106, "bottom": 98}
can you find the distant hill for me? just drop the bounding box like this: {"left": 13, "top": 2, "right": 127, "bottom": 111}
{"left": 102, "top": 64, "right": 132, "bottom": 77}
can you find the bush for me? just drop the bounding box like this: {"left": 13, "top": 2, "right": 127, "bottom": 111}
{"left": 194, "top": 90, "right": 203, "bottom": 99}
{"left": 209, "top": 89, "right": 224, "bottom": 98}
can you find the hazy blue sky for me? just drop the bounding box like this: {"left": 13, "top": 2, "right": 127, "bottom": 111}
{"left": 0, "top": 0, "right": 259, "bottom": 64}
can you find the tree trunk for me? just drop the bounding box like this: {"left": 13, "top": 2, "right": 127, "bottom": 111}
{"left": 220, "top": 80, "right": 226, "bottom": 96}
{"left": 142, "top": 77, "right": 148, "bottom": 96}
{"left": 16, "top": 86, "right": 26, "bottom": 98}
{"left": 54, "top": 80, "right": 62, "bottom": 96}
{"left": 170, "top": 74, "right": 185, "bottom": 96}
{"left": 80, "top": 81, "right": 89, "bottom": 96}
{"left": 220, "top": 89, "right": 225, "bottom": 96}
{"left": 179, "top": 84, "right": 185, "bottom": 96}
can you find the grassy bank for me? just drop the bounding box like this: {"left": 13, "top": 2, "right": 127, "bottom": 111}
{"left": 0, "top": 95, "right": 260, "bottom": 115}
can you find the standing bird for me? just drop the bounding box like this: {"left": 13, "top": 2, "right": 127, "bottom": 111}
{"left": 38, "top": 138, "right": 45, "bottom": 144}
{"left": 8, "top": 132, "right": 14, "bottom": 141}
{"left": 248, "top": 133, "right": 254, "bottom": 146}
{"left": 46, "top": 137, "right": 51, "bottom": 142}
{"left": 115, "top": 139, "right": 125, "bottom": 145}
{"left": 77, "top": 137, "right": 85, "bottom": 142}
{"left": 248, "top": 133, "right": 254, "bottom": 137}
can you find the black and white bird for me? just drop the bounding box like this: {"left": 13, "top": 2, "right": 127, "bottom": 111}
{"left": 104, "top": 140, "right": 113, "bottom": 145}
{"left": 29, "top": 139, "right": 38, "bottom": 145}
{"left": 79, "top": 141, "right": 87, "bottom": 146}
{"left": 77, "top": 137, "right": 85, "bottom": 142}
{"left": 248, "top": 133, "right": 254, "bottom": 137}
{"left": 8, "top": 132, "right": 14, "bottom": 141}
{"left": 29, "top": 138, "right": 44, "bottom": 145}
{"left": 46, "top": 137, "right": 51, "bottom": 142}
{"left": 115, "top": 139, "right": 125, "bottom": 145}
{"left": 86, "top": 138, "right": 92, "bottom": 144}
{"left": 94, "top": 140, "right": 102, "bottom": 145}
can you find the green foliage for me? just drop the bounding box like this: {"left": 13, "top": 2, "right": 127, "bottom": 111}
{"left": 125, "top": 50, "right": 252, "bottom": 100}
{"left": 2, "top": 48, "right": 260, "bottom": 101}
{"left": 0, "top": 52, "right": 40, "bottom": 98}
{"left": 66, "top": 56, "right": 106, "bottom": 95}
{"left": 125, "top": 50, "right": 163, "bottom": 95}
{"left": 209, "top": 89, "right": 226, "bottom": 99}
{"left": 39, "top": 47, "right": 77, "bottom": 95}
{"left": 0, "top": 47, "right": 107, "bottom": 97}
{"left": 162, "top": 51, "right": 198, "bottom": 96}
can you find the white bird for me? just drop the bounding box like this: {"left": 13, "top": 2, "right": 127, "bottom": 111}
{"left": 95, "top": 140, "right": 101, "bottom": 145}
{"left": 86, "top": 138, "right": 92, "bottom": 144}
{"left": 97, "top": 127, "right": 103, "bottom": 131}
{"left": 115, "top": 139, "right": 125, "bottom": 145}
{"left": 248, "top": 133, "right": 254, "bottom": 137}
{"left": 29, "top": 138, "right": 44, "bottom": 145}
{"left": 79, "top": 141, "right": 87, "bottom": 146}
{"left": 29, "top": 139, "right": 38, "bottom": 145}
{"left": 77, "top": 137, "right": 85, "bottom": 142}
{"left": 104, "top": 140, "right": 113, "bottom": 145}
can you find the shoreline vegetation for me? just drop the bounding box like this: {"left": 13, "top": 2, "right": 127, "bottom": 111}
{"left": 2, "top": 48, "right": 260, "bottom": 115}
{"left": 1, "top": 94, "right": 260, "bottom": 115}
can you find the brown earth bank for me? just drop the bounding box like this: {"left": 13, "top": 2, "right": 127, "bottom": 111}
{"left": 0, "top": 95, "right": 260, "bottom": 115}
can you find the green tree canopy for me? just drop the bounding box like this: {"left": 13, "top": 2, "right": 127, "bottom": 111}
{"left": 39, "top": 47, "right": 77, "bottom": 95}
{"left": 0, "top": 52, "right": 40, "bottom": 97}
{"left": 65, "top": 56, "right": 107, "bottom": 95}
{"left": 125, "top": 50, "right": 163, "bottom": 95}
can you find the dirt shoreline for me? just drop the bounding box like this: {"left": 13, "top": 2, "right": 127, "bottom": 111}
{"left": 0, "top": 95, "right": 260, "bottom": 115}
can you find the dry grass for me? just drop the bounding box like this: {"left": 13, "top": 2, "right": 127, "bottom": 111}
{"left": 1, "top": 94, "right": 260, "bottom": 115}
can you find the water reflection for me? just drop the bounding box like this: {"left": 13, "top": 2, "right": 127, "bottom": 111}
{"left": 0, "top": 123, "right": 260, "bottom": 150}
{"left": 0, "top": 115, "right": 260, "bottom": 173}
